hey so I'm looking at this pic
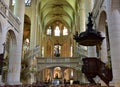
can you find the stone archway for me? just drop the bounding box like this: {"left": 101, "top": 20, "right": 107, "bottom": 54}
{"left": 23, "top": 14, "right": 31, "bottom": 58}
{"left": 37, "top": 65, "right": 82, "bottom": 83}
{"left": 0, "top": 23, "right": 17, "bottom": 84}
{"left": 98, "top": 11, "right": 113, "bottom": 86}
{"left": 98, "top": 11, "right": 109, "bottom": 63}
{"left": 3, "top": 30, "right": 17, "bottom": 84}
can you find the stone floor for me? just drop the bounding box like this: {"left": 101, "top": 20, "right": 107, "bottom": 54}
{"left": 0, "top": 84, "right": 114, "bottom": 87}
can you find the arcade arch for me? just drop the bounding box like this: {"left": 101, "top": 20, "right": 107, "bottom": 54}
{"left": 98, "top": 11, "right": 111, "bottom": 63}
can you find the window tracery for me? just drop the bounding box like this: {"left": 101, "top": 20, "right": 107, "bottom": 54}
{"left": 54, "top": 26, "right": 60, "bottom": 36}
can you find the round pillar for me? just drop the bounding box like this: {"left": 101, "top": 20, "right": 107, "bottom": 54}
{"left": 108, "top": 9, "right": 120, "bottom": 87}
{"left": 79, "top": 0, "right": 86, "bottom": 32}
{"left": 7, "top": 0, "right": 25, "bottom": 85}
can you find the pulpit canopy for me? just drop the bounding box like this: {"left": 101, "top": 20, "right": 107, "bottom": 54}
{"left": 73, "top": 13, "right": 104, "bottom": 46}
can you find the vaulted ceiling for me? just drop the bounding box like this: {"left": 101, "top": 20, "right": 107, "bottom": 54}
{"left": 39, "top": 0, "right": 78, "bottom": 30}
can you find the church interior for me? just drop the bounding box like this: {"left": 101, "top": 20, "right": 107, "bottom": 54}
{"left": 0, "top": 0, "right": 120, "bottom": 87}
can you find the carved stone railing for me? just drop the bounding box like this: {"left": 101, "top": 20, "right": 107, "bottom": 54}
{"left": 0, "top": 0, "right": 20, "bottom": 32}
{"left": 76, "top": 46, "right": 87, "bottom": 56}
{"left": 37, "top": 57, "right": 82, "bottom": 70}
{"left": 24, "top": 45, "right": 40, "bottom": 59}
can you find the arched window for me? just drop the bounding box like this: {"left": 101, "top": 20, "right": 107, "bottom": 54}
{"left": 54, "top": 26, "right": 60, "bottom": 36}
{"left": 47, "top": 27, "right": 52, "bottom": 35}
{"left": 63, "top": 27, "right": 68, "bottom": 35}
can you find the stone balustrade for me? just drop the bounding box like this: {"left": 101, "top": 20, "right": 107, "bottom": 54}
{"left": 37, "top": 57, "right": 81, "bottom": 64}
{"left": 0, "top": 0, "right": 20, "bottom": 32}
{"left": 37, "top": 57, "right": 82, "bottom": 70}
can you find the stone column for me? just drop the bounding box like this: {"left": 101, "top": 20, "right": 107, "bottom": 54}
{"left": 7, "top": 0, "right": 25, "bottom": 85}
{"left": 108, "top": 9, "right": 120, "bottom": 87}
{"left": 79, "top": 0, "right": 86, "bottom": 32}
{"left": 50, "top": 68, "right": 54, "bottom": 82}
{"left": 61, "top": 68, "right": 65, "bottom": 84}
{"left": 30, "top": 0, "right": 37, "bottom": 49}
{"left": 86, "top": 0, "right": 97, "bottom": 58}
{"left": 85, "top": 0, "right": 93, "bottom": 13}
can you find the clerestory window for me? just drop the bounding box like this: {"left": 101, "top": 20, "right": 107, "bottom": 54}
{"left": 47, "top": 27, "right": 52, "bottom": 35}
{"left": 54, "top": 26, "right": 60, "bottom": 36}
{"left": 63, "top": 26, "right": 68, "bottom": 35}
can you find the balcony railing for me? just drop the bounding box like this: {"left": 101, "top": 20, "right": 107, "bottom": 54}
{"left": 37, "top": 57, "right": 81, "bottom": 64}
{"left": 0, "top": 0, "right": 20, "bottom": 32}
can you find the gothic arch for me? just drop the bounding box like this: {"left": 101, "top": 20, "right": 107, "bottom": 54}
{"left": 98, "top": 11, "right": 111, "bottom": 64}
{"left": 23, "top": 14, "right": 31, "bottom": 41}
{"left": 2, "top": 29, "right": 17, "bottom": 82}
{"left": 5, "top": 30, "right": 17, "bottom": 62}
{"left": 98, "top": 11, "right": 107, "bottom": 32}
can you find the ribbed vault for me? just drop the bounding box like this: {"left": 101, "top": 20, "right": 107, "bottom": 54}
{"left": 39, "top": 0, "right": 77, "bottom": 30}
